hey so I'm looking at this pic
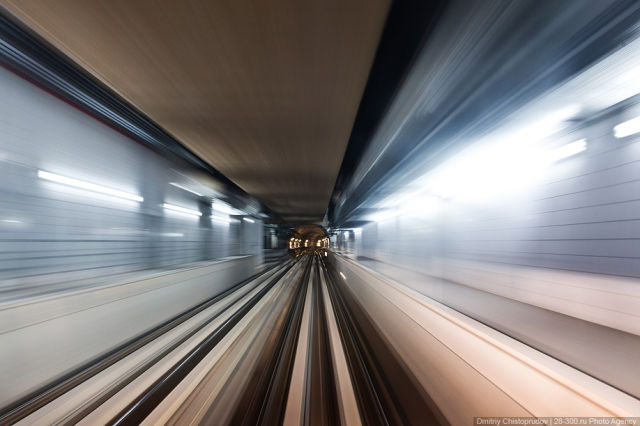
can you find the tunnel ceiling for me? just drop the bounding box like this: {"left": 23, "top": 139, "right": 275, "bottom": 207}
{"left": 0, "top": 0, "right": 390, "bottom": 223}
{"left": 293, "top": 224, "right": 327, "bottom": 242}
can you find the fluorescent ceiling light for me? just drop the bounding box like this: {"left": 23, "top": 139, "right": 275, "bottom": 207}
{"left": 169, "top": 182, "right": 202, "bottom": 196}
{"left": 38, "top": 170, "right": 143, "bottom": 202}
{"left": 161, "top": 232, "right": 184, "bottom": 237}
{"left": 550, "top": 139, "right": 586, "bottom": 162}
{"left": 211, "top": 215, "right": 232, "bottom": 223}
{"left": 162, "top": 203, "right": 202, "bottom": 217}
{"left": 212, "top": 200, "right": 234, "bottom": 215}
{"left": 339, "top": 272, "right": 346, "bottom": 280}
{"left": 243, "top": 217, "right": 255, "bottom": 223}
{"left": 213, "top": 199, "right": 246, "bottom": 215}
{"left": 614, "top": 116, "right": 640, "bottom": 138}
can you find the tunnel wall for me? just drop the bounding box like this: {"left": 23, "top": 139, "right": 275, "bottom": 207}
{"left": 0, "top": 255, "right": 259, "bottom": 409}
{"left": 343, "top": 100, "right": 640, "bottom": 337}
{"left": 335, "top": 102, "right": 640, "bottom": 398}
{"left": 0, "top": 65, "right": 263, "bottom": 287}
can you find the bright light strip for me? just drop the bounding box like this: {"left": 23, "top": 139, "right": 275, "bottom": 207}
{"left": 169, "top": 182, "right": 202, "bottom": 196}
{"left": 369, "top": 209, "right": 397, "bottom": 223}
{"left": 614, "top": 116, "right": 640, "bottom": 138}
{"left": 211, "top": 215, "right": 232, "bottom": 223}
{"left": 162, "top": 203, "right": 202, "bottom": 216}
{"left": 38, "top": 170, "right": 143, "bottom": 202}
{"left": 212, "top": 200, "right": 235, "bottom": 215}
{"left": 339, "top": 272, "right": 346, "bottom": 280}
{"left": 550, "top": 139, "right": 586, "bottom": 162}
{"left": 161, "top": 232, "right": 184, "bottom": 237}
{"left": 243, "top": 217, "right": 255, "bottom": 223}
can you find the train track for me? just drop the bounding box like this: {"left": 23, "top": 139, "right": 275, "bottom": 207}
{"left": 1, "top": 254, "right": 443, "bottom": 425}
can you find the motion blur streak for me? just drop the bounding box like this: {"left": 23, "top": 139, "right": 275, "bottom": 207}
{"left": 38, "top": 170, "right": 144, "bottom": 203}
{"left": 333, "top": 0, "right": 640, "bottom": 409}
{"left": 1, "top": 0, "right": 640, "bottom": 424}
{"left": 614, "top": 116, "right": 640, "bottom": 138}
{"left": 162, "top": 203, "right": 203, "bottom": 217}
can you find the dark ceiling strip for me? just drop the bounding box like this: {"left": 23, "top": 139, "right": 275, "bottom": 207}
{"left": 0, "top": 10, "right": 276, "bottom": 218}
{"left": 326, "top": 0, "right": 449, "bottom": 225}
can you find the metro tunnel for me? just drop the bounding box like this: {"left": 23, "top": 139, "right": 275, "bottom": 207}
{"left": 1, "top": 0, "right": 640, "bottom": 424}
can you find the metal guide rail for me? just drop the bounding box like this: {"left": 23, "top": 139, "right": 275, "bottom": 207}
{"left": 1, "top": 254, "right": 446, "bottom": 425}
